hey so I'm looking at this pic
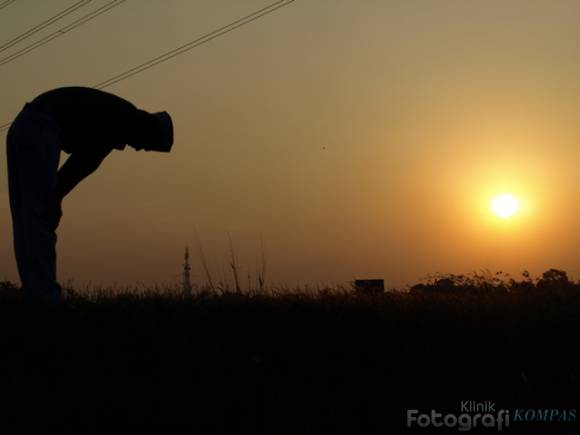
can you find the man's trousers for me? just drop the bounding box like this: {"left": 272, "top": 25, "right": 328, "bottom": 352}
{"left": 6, "top": 104, "right": 62, "bottom": 301}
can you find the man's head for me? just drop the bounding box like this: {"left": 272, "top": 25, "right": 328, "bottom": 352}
{"left": 129, "top": 110, "right": 173, "bottom": 152}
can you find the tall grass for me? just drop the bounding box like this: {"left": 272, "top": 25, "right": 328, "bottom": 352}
{"left": 0, "top": 270, "right": 578, "bottom": 433}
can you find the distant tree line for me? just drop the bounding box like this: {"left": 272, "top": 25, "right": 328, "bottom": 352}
{"left": 0, "top": 268, "right": 577, "bottom": 298}
{"left": 410, "top": 268, "right": 577, "bottom": 294}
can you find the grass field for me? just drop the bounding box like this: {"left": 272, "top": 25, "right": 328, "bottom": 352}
{"left": 0, "top": 272, "right": 578, "bottom": 434}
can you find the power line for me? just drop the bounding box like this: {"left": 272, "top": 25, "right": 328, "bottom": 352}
{"left": 0, "top": 0, "right": 296, "bottom": 133}
{"left": 0, "top": 0, "right": 124, "bottom": 67}
{"left": 0, "top": 0, "right": 92, "bottom": 54}
{"left": 95, "top": 0, "right": 295, "bottom": 89}
{"left": 0, "top": 0, "right": 17, "bottom": 12}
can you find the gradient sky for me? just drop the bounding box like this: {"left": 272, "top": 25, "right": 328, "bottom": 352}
{"left": 1, "top": 0, "right": 580, "bottom": 290}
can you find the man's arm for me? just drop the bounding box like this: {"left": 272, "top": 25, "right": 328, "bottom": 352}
{"left": 55, "top": 146, "right": 112, "bottom": 200}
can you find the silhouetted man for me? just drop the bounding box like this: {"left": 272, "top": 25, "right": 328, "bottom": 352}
{"left": 6, "top": 87, "right": 173, "bottom": 302}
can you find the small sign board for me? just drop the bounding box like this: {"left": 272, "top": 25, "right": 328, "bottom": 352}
{"left": 354, "top": 279, "right": 384, "bottom": 294}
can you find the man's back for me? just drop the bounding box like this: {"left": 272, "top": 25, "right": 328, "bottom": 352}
{"left": 32, "top": 87, "right": 141, "bottom": 153}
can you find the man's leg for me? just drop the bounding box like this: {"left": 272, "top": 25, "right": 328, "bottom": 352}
{"left": 6, "top": 110, "right": 61, "bottom": 302}
{"left": 6, "top": 120, "right": 27, "bottom": 289}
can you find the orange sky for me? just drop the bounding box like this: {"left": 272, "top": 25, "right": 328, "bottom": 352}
{"left": 1, "top": 0, "right": 580, "bottom": 289}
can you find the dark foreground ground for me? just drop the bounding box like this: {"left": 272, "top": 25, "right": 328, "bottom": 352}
{"left": 0, "top": 279, "right": 578, "bottom": 434}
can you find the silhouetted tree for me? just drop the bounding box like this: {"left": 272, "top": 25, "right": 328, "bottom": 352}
{"left": 537, "top": 268, "right": 570, "bottom": 290}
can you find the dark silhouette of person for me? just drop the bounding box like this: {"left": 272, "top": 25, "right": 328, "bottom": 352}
{"left": 6, "top": 87, "right": 173, "bottom": 302}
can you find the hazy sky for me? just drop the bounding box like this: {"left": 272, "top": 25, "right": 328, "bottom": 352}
{"left": 2, "top": 0, "right": 580, "bottom": 289}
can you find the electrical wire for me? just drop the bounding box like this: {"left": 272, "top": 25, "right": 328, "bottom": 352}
{"left": 95, "top": 0, "right": 294, "bottom": 89}
{"left": 0, "top": 0, "right": 125, "bottom": 68}
{"left": 0, "top": 0, "right": 296, "bottom": 133}
{"left": 0, "top": 0, "right": 17, "bottom": 12}
{"left": 0, "top": 0, "right": 92, "bottom": 54}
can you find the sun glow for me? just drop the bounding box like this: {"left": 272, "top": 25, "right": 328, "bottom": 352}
{"left": 491, "top": 194, "right": 520, "bottom": 219}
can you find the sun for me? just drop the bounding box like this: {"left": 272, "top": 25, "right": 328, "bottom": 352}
{"left": 491, "top": 194, "right": 520, "bottom": 219}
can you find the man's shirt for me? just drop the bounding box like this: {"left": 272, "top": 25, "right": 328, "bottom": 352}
{"left": 31, "top": 87, "right": 147, "bottom": 154}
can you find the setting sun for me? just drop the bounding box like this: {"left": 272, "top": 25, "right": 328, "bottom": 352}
{"left": 491, "top": 194, "right": 520, "bottom": 219}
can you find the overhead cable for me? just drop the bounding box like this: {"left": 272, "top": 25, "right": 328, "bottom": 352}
{"left": 0, "top": 0, "right": 296, "bottom": 132}
{"left": 0, "top": 0, "right": 17, "bottom": 12}
{"left": 0, "top": 0, "right": 125, "bottom": 68}
{"left": 0, "top": 0, "right": 92, "bottom": 54}
{"left": 95, "top": 0, "right": 295, "bottom": 89}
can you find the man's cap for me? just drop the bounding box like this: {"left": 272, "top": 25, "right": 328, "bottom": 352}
{"left": 151, "top": 111, "right": 173, "bottom": 152}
